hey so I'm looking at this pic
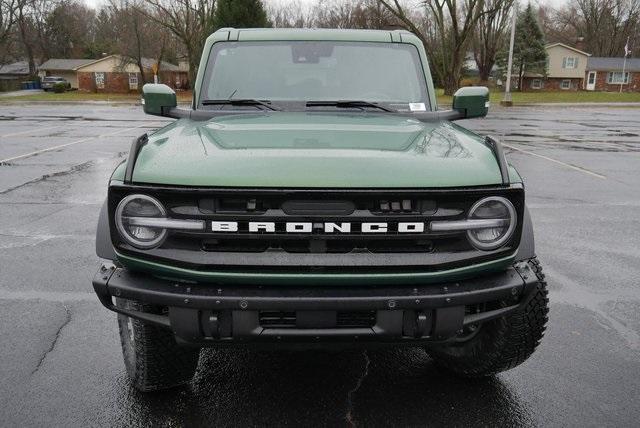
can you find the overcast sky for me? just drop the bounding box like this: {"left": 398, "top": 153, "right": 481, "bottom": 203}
{"left": 82, "top": 0, "right": 563, "bottom": 11}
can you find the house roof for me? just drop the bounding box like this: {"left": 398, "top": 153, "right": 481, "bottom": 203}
{"left": 72, "top": 55, "right": 181, "bottom": 72}
{"left": 545, "top": 43, "right": 591, "bottom": 57}
{"left": 39, "top": 58, "right": 96, "bottom": 71}
{"left": 140, "top": 57, "right": 180, "bottom": 72}
{"left": 587, "top": 56, "right": 640, "bottom": 72}
{"left": 39, "top": 56, "right": 182, "bottom": 73}
{"left": 0, "top": 61, "right": 30, "bottom": 75}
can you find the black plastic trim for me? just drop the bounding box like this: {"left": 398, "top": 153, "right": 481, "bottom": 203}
{"left": 109, "top": 182, "right": 524, "bottom": 195}
{"left": 92, "top": 261, "right": 538, "bottom": 345}
{"left": 123, "top": 133, "right": 148, "bottom": 184}
{"left": 95, "top": 199, "right": 116, "bottom": 260}
{"left": 485, "top": 136, "right": 510, "bottom": 185}
{"left": 515, "top": 204, "right": 535, "bottom": 261}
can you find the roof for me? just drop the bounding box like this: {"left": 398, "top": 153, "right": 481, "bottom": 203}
{"left": 545, "top": 43, "right": 591, "bottom": 57}
{"left": 39, "top": 58, "right": 96, "bottom": 71}
{"left": 587, "top": 56, "right": 640, "bottom": 72}
{"left": 140, "top": 57, "right": 180, "bottom": 72}
{"left": 0, "top": 61, "right": 30, "bottom": 75}
{"left": 72, "top": 55, "right": 181, "bottom": 72}
{"left": 210, "top": 27, "right": 417, "bottom": 44}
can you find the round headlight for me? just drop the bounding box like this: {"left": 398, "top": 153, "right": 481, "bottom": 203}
{"left": 466, "top": 196, "right": 516, "bottom": 250}
{"left": 115, "top": 194, "right": 167, "bottom": 249}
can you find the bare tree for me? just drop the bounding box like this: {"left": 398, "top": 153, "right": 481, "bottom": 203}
{"left": 140, "top": 0, "right": 216, "bottom": 84}
{"left": 378, "top": 0, "right": 493, "bottom": 95}
{"left": 267, "top": 1, "right": 312, "bottom": 28}
{"left": 473, "top": 0, "right": 514, "bottom": 82}
{"left": 556, "top": 0, "right": 640, "bottom": 56}
{"left": 108, "top": 1, "right": 167, "bottom": 85}
{"left": 0, "top": 0, "right": 18, "bottom": 48}
{"left": 43, "top": 1, "right": 95, "bottom": 58}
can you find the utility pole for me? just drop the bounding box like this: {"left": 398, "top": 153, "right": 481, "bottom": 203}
{"left": 501, "top": 4, "right": 517, "bottom": 107}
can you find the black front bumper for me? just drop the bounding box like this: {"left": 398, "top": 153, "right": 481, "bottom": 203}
{"left": 93, "top": 261, "right": 538, "bottom": 346}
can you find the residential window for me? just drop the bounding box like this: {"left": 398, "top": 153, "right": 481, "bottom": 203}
{"left": 128, "top": 72, "right": 138, "bottom": 90}
{"left": 607, "top": 71, "right": 630, "bottom": 84}
{"left": 531, "top": 79, "right": 543, "bottom": 89}
{"left": 94, "top": 72, "right": 105, "bottom": 89}
{"left": 561, "top": 79, "right": 571, "bottom": 89}
{"left": 562, "top": 57, "right": 578, "bottom": 69}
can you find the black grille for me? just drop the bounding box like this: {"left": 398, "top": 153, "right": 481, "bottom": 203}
{"left": 109, "top": 185, "right": 524, "bottom": 269}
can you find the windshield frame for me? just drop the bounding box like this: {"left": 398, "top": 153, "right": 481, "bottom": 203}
{"left": 197, "top": 40, "right": 432, "bottom": 113}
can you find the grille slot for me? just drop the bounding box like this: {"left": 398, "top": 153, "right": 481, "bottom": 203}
{"left": 259, "top": 311, "right": 296, "bottom": 328}
{"left": 337, "top": 311, "right": 376, "bottom": 327}
{"left": 258, "top": 311, "right": 377, "bottom": 328}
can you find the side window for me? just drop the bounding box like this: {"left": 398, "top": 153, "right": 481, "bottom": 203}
{"left": 95, "top": 72, "right": 105, "bottom": 89}
{"left": 531, "top": 79, "right": 542, "bottom": 89}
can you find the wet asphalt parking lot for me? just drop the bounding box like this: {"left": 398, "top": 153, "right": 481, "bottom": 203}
{"left": 0, "top": 103, "right": 639, "bottom": 427}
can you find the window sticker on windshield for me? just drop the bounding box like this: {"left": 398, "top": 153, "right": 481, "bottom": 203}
{"left": 409, "top": 103, "right": 426, "bottom": 111}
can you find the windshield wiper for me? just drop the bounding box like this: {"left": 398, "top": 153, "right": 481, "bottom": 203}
{"left": 201, "top": 99, "right": 280, "bottom": 111}
{"left": 306, "top": 100, "right": 396, "bottom": 112}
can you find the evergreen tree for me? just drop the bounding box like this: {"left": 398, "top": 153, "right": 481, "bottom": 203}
{"left": 512, "top": 3, "right": 547, "bottom": 90}
{"left": 214, "top": 0, "right": 271, "bottom": 29}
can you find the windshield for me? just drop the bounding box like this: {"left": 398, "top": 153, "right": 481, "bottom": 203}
{"left": 199, "top": 41, "right": 429, "bottom": 110}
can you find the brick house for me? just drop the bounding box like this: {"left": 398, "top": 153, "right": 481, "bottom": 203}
{"left": 521, "top": 43, "right": 591, "bottom": 91}
{"left": 585, "top": 57, "right": 640, "bottom": 92}
{"left": 75, "top": 55, "right": 188, "bottom": 93}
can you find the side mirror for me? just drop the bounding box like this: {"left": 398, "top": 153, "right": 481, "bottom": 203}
{"left": 452, "top": 86, "right": 489, "bottom": 119}
{"left": 142, "top": 83, "right": 176, "bottom": 117}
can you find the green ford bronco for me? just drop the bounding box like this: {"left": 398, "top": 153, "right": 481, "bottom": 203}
{"left": 93, "top": 28, "right": 549, "bottom": 391}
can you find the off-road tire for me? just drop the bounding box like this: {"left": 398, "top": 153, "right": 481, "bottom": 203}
{"left": 116, "top": 299, "right": 200, "bottom": 391}
{"left": 426, "top": 258, "right": 549, "bottom": 377}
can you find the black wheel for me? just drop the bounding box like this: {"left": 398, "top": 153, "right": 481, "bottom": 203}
{"left": 426, "top": 258, "right": 549, "bottom": 377}
{"left": 116, "top": 299, "right": 200, "bottom": 391}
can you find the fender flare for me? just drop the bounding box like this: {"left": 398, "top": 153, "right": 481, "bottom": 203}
{"left": 96, "top": 198, "right": 116, "bottom": 260}
{"left": 515, "top": 204, "right": 536, "bottom": 261}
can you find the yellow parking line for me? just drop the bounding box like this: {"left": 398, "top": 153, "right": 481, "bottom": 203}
{"left": 0, "top": 122, "right": 155, "bottom": 164}
{"left": 503, "top": 143, "right": 607, "bottom": 180}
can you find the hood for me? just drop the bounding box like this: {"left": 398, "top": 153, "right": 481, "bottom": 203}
{"left": 129, "top": 112, "right": 505, "bottom": 188}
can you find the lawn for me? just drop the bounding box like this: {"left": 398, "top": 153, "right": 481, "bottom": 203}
{"left": 0, "top": 90, "right": 193, "bottom": 103}
{"left": 436, "top": 88, "right": 640, "bottom": 106}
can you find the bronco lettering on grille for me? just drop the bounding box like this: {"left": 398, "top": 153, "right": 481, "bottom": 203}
{"left": 211, "top": 221, "right": 427, "bottom": 233}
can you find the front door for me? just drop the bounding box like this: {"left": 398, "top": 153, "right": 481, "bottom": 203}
{"left": 586, "top": 71, "right": 596, "bottom": 91}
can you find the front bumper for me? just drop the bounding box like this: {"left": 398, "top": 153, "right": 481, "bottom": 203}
{"left": 93, "top": 261, "right": 538, "bottom": 346}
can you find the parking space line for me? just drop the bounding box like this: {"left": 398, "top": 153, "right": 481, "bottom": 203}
{"left": 0, "top": 122, "right": 156, "bottom": 164}
{"left": 0, "top": 124, "right": 65, "bottom": 138}
{"left": 503, "top": 143, "right": 607, "bottom": 179}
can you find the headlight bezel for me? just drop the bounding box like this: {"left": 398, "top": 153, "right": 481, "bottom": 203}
{"left": 115, "top": 194, "right": 168, "bottom": 249}
{"left": 465, "top": 196, "right": 517, "bottom": 251}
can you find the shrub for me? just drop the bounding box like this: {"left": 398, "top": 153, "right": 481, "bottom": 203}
{"left": 53, "top": 82, "right": 67, "bottom": 93}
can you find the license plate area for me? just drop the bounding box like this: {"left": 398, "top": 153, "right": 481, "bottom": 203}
{"left": 258, "top": 310, "right": 376, "bottom": 329}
